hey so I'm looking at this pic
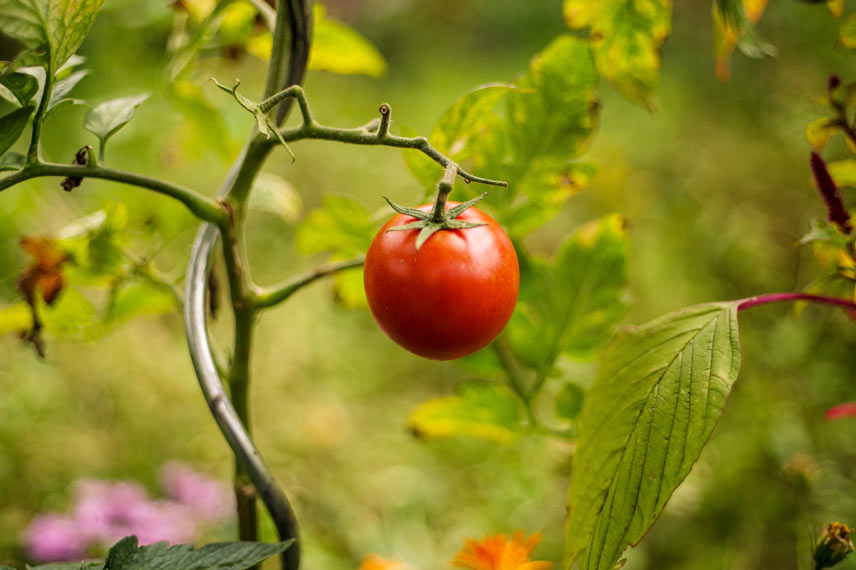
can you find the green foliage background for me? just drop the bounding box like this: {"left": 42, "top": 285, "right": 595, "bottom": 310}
{"left": 0, "top": 1, "right": 855, "bottom": 569}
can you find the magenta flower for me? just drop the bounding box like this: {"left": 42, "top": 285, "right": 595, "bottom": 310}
{"left": 24, "top": 463, "right": 234, "bottom": 563}
{"left": 160, "top": 462, "right": 234, "bottom": 522}
{"left": 24, "top": 513, "right": 87, "bottom": 562}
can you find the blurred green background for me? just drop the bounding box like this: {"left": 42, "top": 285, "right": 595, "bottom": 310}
{"left": 1, "top": 1, "right": 855, "bottom": 569}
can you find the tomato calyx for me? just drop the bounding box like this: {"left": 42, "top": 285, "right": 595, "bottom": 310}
{"left": 383, "top": 163, "right": 493, "bottom": 250}
{"left": 382, "top": 192, "right": 488, "bottom": 249}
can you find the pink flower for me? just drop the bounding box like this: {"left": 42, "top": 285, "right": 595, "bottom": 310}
{"left": 825, "top": 403, "right": 856, "bottom": 421}
{"left": 160, "top": 462, "right": 234, "bottom": 522}
{"left": 72, "top": 479, "right": 201, "bottom": 548}
{"left": 24, "top": 514, "right": 87, "bottom": 562}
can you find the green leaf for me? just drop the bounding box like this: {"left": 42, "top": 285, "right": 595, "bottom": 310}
{"left": 797, "top": 218, "right": 853, "bottom": 250}
{"left": 840, "top": 12, "right": 856, "bottom": 50}
{"left": 84, "top": 93, "right": 150, "bottom": 158}
{"left": 0, "top": 0, "right": 105, "bottom": 71}
{"left": 555, "top": 382, "right": 585, "bottom": 421}
{"left": 477, "top": 35, "right": 599, "bottom": 236}
{"left": 58, "top": 202, "right": 130, "bottom": 281}
{"left": 39, "top": 285, "right": 99, "bottom": 340}
{"left": 50, "top": 68, "right": 87, "bottom": 102}
{"left": 296, "top": 196, "right": 375, "bottom": 257}
{"left": 565, "top": 302, "right": 742, "bottom": 570}
{"left": 564, "top": 0, "right": 672, "bottom": 109}
{"left": 408, "top": 380, "right": 522, "bottom": 443}
{"left": 0, "top": 70, "right": 39, "bottom": 106}
{"left": 309, "top": 4, "right": 386, "bottom": 77}
{"left": 713, "top": 0, "right": 777, "bottom": 64}
{"left": 249, "top": 172, "right": 303, "bottom": 223}
{"left": 0, "top": 302, "right": 32, "bottom": 335}
{"left": 403, "top": 83, "right": 516, "bottom": 192}
{"left": 0, "top": 105, "right": 35, "bottom": 156}
{"left": 44, "top": 97, "right": 87, "bottom": 122}
{"left": 102, "top": 535, "right": 293, "bottom": 570}
{"left": 0, "top": 152, "right": 26, "bottom": 171}
{"left": 827, "top": 159, "right": 856, "bottom": 188}
{"left": 109, "top": 281, "right": 177, "bottom": 323}
{"left": 508, "top": 214, "right": 631, "bottom": 370}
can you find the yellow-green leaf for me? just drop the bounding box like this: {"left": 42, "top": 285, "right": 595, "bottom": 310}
{"left": 403, "top": 83, "right": 515, "bottom": 192}
{"left": 0, "top": 0, "right": 104, "bottom": 72}
{"left": 246, "top": 5, "right": 387, "bottom": 78}
{"left": 508, "top": 214, "right": 631, "bottom": 369}
{"left": 806, "top": 117, "right": 835, "bottom": 150}
{"left": 564, "top": 0, "right": 672, "bottom": 109}
{"left": 310, "top": 4, "right": 387, "bottom": 77}
{"left": 841, "top": 12, "right": 856, "bottom": 50}
{"left": 827, "top": 159, "right": 856, "bottom": 188}
{"left": 0, "top": 302, "right": 32, "bottom": 336}
{"left": 408, "top": 381, "right": 522, "bottom": 443}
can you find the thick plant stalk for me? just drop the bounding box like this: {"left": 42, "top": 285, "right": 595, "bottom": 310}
{"left": 184, "top": 220, "right": 300, "bottom": 570}
{"left": 182, "top": 2, "right": 313, "bottom": 568}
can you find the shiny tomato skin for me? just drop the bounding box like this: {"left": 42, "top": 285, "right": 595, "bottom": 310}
{"left": 363, "top": 203, "right": 519, "bottom": 360}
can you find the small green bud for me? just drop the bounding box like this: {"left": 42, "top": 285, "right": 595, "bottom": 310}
{"left": 813, "top": 522, "right": 854, "bottom": 569}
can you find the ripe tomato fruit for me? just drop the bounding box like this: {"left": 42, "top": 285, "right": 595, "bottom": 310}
{"left": 363, "top": 203, "right": 519, "bottom": 360}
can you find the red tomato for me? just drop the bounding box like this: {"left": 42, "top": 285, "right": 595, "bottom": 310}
{"left": 363, "top": 203, "right": 519, "bottom": 360}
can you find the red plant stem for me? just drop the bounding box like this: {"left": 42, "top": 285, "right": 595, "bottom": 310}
{"left": 737, "top": 292, "right": 856, "bottom": 312}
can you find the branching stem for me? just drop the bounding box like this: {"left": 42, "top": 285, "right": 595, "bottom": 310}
{"left": 0, "top": 162, "right": 226, "bottom": 226}
{"left": 253, "top": 257, "right": 365, "bottom": 309}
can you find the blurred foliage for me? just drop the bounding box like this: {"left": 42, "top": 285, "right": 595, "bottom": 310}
{"left": 0, "top": 1, "right": 856, "bottom": 570}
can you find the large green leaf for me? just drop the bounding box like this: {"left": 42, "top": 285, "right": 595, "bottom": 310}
{"left": 0, "top": 0, "right": 104, "bottom": 71}
{"left": 408, "top": 380, "right": 522, "bottom": 443}
{"left": 565, "top": 302, "right": 742, "bottom": 570}
{"left": 564, "top": 0, "right": 672, "bottom": 109}
{"left": 508, "top": 214, "right": 630, "bottom": 370}
{"left": 403, "top": 83, "right": 516, "bottom": 192}
{"left": 0, "top": 105, "right": 35, "bottom": 156}
{"left": 478, "top": 35, "right": 599, "bottom": 236}
{"left": 87, "top": 535, "right": 294, "bottom": 570}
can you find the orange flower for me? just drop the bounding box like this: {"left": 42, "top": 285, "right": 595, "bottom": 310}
{"left": 452, "top": 532, "right": 553, "bottom": 570}
{"left": 359, "top": 554, "right": 409, "bottom": 570}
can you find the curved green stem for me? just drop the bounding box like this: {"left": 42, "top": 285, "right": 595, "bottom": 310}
{"left": 491, "top": 339, "right": 539, "bottom": 427}
{"left": 27, "top": 65, "right": 54, "bottom": 165}
{"left": 0, "top": 162, "right": 226, "bottom": 226}
{"left": 253, "top": 256, "right": 365, "bottom": 309}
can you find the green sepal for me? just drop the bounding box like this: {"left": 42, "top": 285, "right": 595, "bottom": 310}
{"left": 446, "top": 192, "right": 487, "bottom": 218}
{"left": 382, "top": 193, "right": 488, "bottom": 250}
{"left": 382, "top": 196, "right": 431, "bottom": 219}
{"left": 387, "top": 220, "right": 427, "bottom": 232}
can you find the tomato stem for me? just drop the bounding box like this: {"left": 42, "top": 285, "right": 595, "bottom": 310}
{"left": 431, "top": 163, "right": 459, "bottom": 223}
